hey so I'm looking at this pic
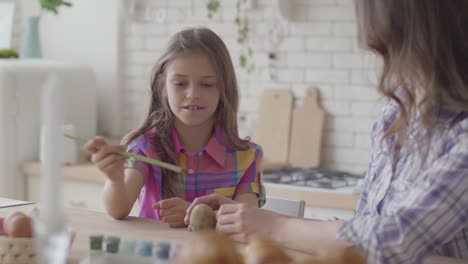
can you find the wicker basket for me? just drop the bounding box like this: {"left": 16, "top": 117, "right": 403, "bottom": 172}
{"left": 0, "top": 236, "right": 36, "bottom": 264}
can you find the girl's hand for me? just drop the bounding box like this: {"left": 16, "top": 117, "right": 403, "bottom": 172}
{"left": 84, "top": 136, "right": 127, "bottom": 183}
{"left": 215, "top": 203, "right": 278, "bottom": 243}
{"left": 184, "top": 194, "right": 236, "bottom": 225}
{"left": 153, "top": 198, "right": 190, "bottom": 228}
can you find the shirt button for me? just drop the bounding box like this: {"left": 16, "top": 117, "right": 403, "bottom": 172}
{"left": 188, "top": 169, "right": 194, "bottom": 174}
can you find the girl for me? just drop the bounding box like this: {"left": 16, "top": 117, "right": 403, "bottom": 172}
{"left": 186, "top": 1, "right": 468, "bottom": 263}
{"left": 85, "top": 27, "right": 265, "bottom": 228}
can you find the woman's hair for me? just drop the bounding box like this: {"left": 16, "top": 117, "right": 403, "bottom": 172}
{"left": 355, "top": 0, "right": 468, "bottom": 145}
{"left": 122, "top": 27, "right": 248, "bottom": 198}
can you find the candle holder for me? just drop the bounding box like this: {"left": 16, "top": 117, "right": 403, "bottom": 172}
{"left": 31, "top": 209, "right": 71, "bottom": 264}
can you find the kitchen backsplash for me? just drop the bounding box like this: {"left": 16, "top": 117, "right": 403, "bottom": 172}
{"left": 12, "top": 0, "right": 382, "bottom": 174}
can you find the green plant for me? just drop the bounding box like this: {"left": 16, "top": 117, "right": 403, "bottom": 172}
{"left": 207, "top": 0, "right": 220, "bottom": 19}
{"left": 235, "top": 0, "right": 254, "bottom": 74}
{"left": 207, "top": 0, "right": 255, "bottom": 74}
{"left": 40, "top": 0, "right": 72, "bottom": 14}
{"left": 0, "top": 49, "right": 19, "bottom": 58}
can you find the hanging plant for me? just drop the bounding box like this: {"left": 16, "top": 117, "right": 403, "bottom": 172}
{"left": 207, "top": 0, "right": 255, "bottom": 74}
{"left": 235, "top": 0, "right": 254, "bottom": 74}
{"left": 207, "top": 0, "right": 220, "bottom": 19}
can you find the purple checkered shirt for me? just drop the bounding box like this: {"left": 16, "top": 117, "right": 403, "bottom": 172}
{"left": 337, "top": 100, "right": 468, "bottom": 263}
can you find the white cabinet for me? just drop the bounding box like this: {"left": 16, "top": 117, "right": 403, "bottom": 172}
{"left": 264, "top": 182, "right": 358, "bottom": 220}
{"left": 26, "top": 176, "right": 139, "bottom": 216}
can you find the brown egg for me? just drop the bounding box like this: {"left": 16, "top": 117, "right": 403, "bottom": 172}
{"left": 3, "top": 211, "right": 24, "bottom": 233}
{"left": 173, "top": 231, "right": 244, "bottom": 264}
{"left": 189, "top": 204, "right": 216, "bottom": 232}
{"left": 244, "top": 235, "right": 293, "bottom": 264}
{"left": 0, "top": 217, "right": 6, "bottom": 235}
{"left": 4, "top": 212, "right": 33, "bottom": 238}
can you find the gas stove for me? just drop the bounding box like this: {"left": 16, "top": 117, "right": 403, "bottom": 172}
{"left": 263, "top": 168, "right": 364, "bottom": 189}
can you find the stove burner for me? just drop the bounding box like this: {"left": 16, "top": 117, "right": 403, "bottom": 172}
{"left": 263, "top": 168, "right": 363, "bottom": 189}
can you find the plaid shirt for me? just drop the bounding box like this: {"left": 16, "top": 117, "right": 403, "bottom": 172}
{"left": 337, "top": 100, "right": 468, "bottom": 263}
{"left": 125, "top": 125, "right": 265, "bottom": 220}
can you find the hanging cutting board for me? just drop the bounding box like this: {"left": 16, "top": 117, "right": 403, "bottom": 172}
{"left": 288, "top": 87, "right": 325, "bottom": 168}
{"left": 255, "top": 89, "right": 293, "bottom": 169}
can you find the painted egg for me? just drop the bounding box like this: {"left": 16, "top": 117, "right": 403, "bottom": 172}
{"left": 189, "top": 204, "right": 216, "bottom": 232}
{"left": 4, "top": 211, "right": 33, "bottom": 238}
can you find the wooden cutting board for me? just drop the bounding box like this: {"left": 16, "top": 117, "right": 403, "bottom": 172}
{"left": 255, "top": 89, "right": 293, "bottom": 169}
{"left": 288, "top": 87, "right": 325, "bottom": 168}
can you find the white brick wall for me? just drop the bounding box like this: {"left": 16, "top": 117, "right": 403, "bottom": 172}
{"left": 10, "top": 2, "right": 22, "bottom": 51}
{"left": 12, "top": 0, "right": 382, "bottom": 174}
{"left": 119, "top": 0, "right": 382, "bottom": 174}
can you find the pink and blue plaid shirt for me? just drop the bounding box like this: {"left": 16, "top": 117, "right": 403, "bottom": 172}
{"left": 125, "top": 125, "right": 265, "bottom": 220}
{"left": 337, "top": 100, "right": 468, "bottom": 263}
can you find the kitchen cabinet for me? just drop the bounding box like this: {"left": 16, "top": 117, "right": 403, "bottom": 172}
{"left": 22, "top": 162, "right": 139, "bottom": 216}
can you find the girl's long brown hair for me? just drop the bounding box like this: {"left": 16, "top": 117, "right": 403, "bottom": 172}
{"left": 122, "top": 27, "right": 249, "bottom": 198}
{"left": 355, "top": 0, "right": 468, "bottom": 149}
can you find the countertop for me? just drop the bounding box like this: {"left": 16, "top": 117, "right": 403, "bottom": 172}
{"left": 21, "top": 162, "right": 359, "bottom": 210}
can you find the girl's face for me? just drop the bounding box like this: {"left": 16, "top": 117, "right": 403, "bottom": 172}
{"left": 165, "top": 51, "right": 220, "bottom": 129}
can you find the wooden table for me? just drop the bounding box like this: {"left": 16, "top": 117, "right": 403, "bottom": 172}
{"left": 0, "top": 203, "right": 311, "bottom": 263}
{"left": 2, "top": 204, "right": 465, "bottom": 264}
{"left": 0, "top": 204, "right": 197, "bottom": 263}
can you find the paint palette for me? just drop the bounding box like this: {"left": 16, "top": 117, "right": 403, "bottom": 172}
{"left": 79, "top": 234, "right": 180, "bottom": 264}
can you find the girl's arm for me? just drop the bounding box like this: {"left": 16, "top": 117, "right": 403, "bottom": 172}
{"left": 85, "top": 137, "right": 145, "bottom": 219}
{"left": 103, "top": 168, "right": 144, "bottom": 219}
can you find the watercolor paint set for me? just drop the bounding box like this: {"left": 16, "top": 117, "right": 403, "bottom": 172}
{"left": 79, "top": 234, "right": 181, "bottom": 264}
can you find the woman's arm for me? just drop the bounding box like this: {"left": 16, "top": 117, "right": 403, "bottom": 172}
{"left": 215, "top": 202, "right": 349, "bottom": 254}
{"left": 273, "top": 216, "right": 350, "bottom": 253}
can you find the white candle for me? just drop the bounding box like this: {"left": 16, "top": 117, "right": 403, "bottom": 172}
{"left": 40, "top": 74, "right": 65, "bottom": 231}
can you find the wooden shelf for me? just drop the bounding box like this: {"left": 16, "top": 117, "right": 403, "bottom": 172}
{"left": 21, "top": 162, "right": 106, "bottom": 185}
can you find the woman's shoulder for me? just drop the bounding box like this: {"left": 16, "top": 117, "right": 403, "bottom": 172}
{"left": 368, "top": 99, "right": 398, "bottom": 139}
{"left": 379, "top": 99, "right": 399, "bottom": 125}
{"left": 445, "top": 111, "right": 468, "bottom": 142}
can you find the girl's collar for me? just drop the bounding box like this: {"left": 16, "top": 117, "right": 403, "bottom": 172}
{"left": 171, "top": 124, "right": 227, "bottom": 167}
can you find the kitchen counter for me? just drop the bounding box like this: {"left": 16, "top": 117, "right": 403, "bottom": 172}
{"left": 21, "top": 162, "right": 359, "bottom": 210}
